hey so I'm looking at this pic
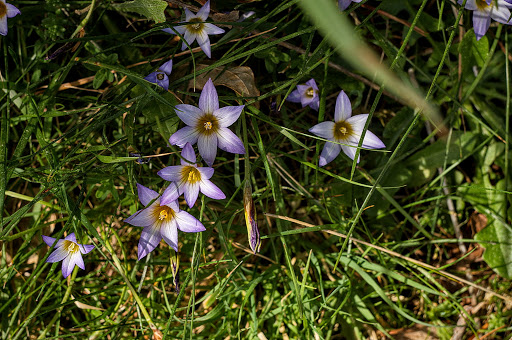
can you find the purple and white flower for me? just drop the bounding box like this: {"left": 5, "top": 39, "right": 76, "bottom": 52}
{"left": 42, "top": 233, "right": 95, "bottom": 278}
{"left": 169, "top": 78, "right": 245, "bottom": 166}
{"left": 0, "top": 0, "right": 21, "bottom": 36}
{"left": 144, "top": 59, "right": 173, "bottom": 91}
{"left": 158, "top": 143, "right": 225, "bottom": 208}
{"left": 338, "top": 0, "right": 362, "bottom": 11}
{"left": 286, "top": 79, "right": 320, "bottom": 111}
{"left": 309, "top": 90, "right": 385, "bottom": 166}
{"left": 458, "top": 0, "right": 512, "bottom": 40}
{"left": 125, "top": 183, "right": 205, "bottom": 259}
{"left": 162, "top": 0, "right": 224, "bottom": 58}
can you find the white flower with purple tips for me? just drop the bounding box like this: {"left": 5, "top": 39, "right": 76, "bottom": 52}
{"left": 458, "top": 0, "right": 512, "bottom": 40}
{"left": 309, "top": 90, "right": 385, "bottom": 166}
{"left": 0, "top": 0, "right": 20, "bottom": 36}
{"left": 338, "top": 0, "right": 362, "bottom": 11}
{"left": 286, "top": 79, "right": 320, "bottom": 111}
{"left": 144, "top": 59, "right": 173, "bottom": 91}
{"left": 169, "top": 78, "right": 245, "bottom": 166}
{"left": 125, "top": 183, "right": 205, "bottom": 259}
{"left": 158, "top": 143, "right": 225, "bottom": 208}
{"left": 162, "top": 0, "right": 224, "bottom": 58}
{"left": 42, "top": 233, "right": 95, "bottom": 278}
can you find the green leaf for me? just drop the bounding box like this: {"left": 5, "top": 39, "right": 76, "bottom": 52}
{"left": 141, "top": 92, "right": 180, "bottom": 141}
{"left": 114, "top": 0, "right": 168, "bottom": 23}
{"left": 96, "top": 155, "right": 139, "bottom": 163}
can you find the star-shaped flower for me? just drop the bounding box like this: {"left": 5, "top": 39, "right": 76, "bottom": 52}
{"left": 338, "top": 0, "right": 362, "bottom": 11}
{"left": 42, "top": 233, "right": 95, "bottom": 278}
{"left": 125, "top": 183, "right": 205, "bottom": 259}
{"left": 0, "top": 0, "right": 21, "bottom": 36}
{"left": 144, "top": 59, "right": 173, "bottom": 91}
{"left": 286, "top": 78, "right": 320, "bottom": 111}
{"left": 158, "top": 143, "right": 225, "bottom": 208}
{"left": 458, "top": 0, "right": 512, "bottom": 40}
{"left": 309, "top": 90, "right": 385, "bottom": 166}
{"left": 162, "top": 0, "right": 225, "bottom": 58}
{"left": 169, "top": 78, "right": 245, "bottom": 166}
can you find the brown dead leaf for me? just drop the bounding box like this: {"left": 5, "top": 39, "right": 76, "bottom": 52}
{"left": 468, "top": 212, "right": 487, "bottom": 235}
{"left": 212, "top": 11, "right": 240, "bottom": 28}
{"left": 390, "top": 325, "right": 438, "bottom": 340}
{"left": 189, "top": 64, "right": 260, "bottom": 108}
{"left": 72, "top": 295, "right": 105, "bottom": 311}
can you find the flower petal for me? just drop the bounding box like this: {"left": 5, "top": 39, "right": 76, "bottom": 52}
{"left": 182, "top": 29, "right": 197, "bottom": 50}
{"left": 214, "top": 105, "right": 244, "bottom": 127}
{"left": 61, "top": 255, "right": 75, "bottom": 278}
{"left": 183, "top": 182, "right": 200, "bottom": 208}
{"left": 199, "top": 79, "right": 219, "bottom": 114}
{"left": 47, "top": 247, "right": 69, "bottom": 263}
{"left": 491, "top": 4, "right": 512, "bottom": 24}
{"left": 196, "top": 0, "right": 210, "bottom": 21}
{"left": 200, "top": 179, "right": 226, "bottom": 200}
{"left": 169, "top": 126, "right": 200, "bottom": 147}
{"left": 346, "top": 114, "right": 369, "bottom": 134}
{"left": 197, "top": 29, "right": 212, "bottom": 58}
{"left": 125, "top": 205, "right": 158, "bottom": 227}
{"left": 71, "top": 251, "right": 85, "bottom": 270}
{"left": 362, "top": 131, "right": 386, "bottom": 149}
{"left": 217, "top": 127, "right": 245, "bottom": 154}
{"left": 156, "top": 75, "right": 169, "bottom": 91}
{"left": 158, "top": 166, "right": 183, "bottom": 182}
{"left": 161, "top": 183, "right": 180, "bottom": 206}
{"left": 198, "top": 133, "right": 218, "bottom": 166}
{"left": 175, "top": 211, "right": 206, "bottom": 232}
{"left": 144, "top": 72, "right": 158, "bottom": 84}
{"left": 309, "top": 121, "right": 335, "bottom": 139}
{"left": 160, "top": 219, "right": 179, "bottom": 251}
{"left": 319, "top": 141, "right": 342, "bottom": 167}
{"left": 184, "top": 8, "right": 197, "bottom": 22}
{"left": 338, "top": 0, "right": 353, "bottom": 10}
{"left": 181, "top": 142, "right": 197, "bottom": 164}
{"left": 203, "top": 23, "right": 225, "bottom": 35}
{"left": 286, "top": 90, "right": 302, "bottom": 103}
{"left": 341, "top": 144, "right": 360, "bottom": 163}
{"left": 305, "top": 79, "right": 318, "bottom": 91}
{"left": 473, "top": 11, "right": 491, "bottom": 40}
{"left": 42, "top": 235, "right": 60, "bottom": 247}
{"left": 0, "top": 17, "right": 7, "bottom": 36}
{"left": 65, "top": 233, "right": 77, "bottom": 243}
{"left": 160, "top": 59, "right": 173, "bottom": 75}
{"left": 138, "top": 224, "right": 162, "bottom": 260}
{"left": 335, "top": 90, "right": 352, "bottom": 121}
{"left": 174, "top": 104, "right": 203, "bottom": 126}
{"left": 137, "top": 183, "right": 159, "bottom": 206}
{"left": 309, "top": 98, "right": 320, "bottom": 111}
{"left": 6, "top": 4, "right": 21, "bottom": 18}
{"left": 197, "top": 166, "right": 214, "bottom": 179}
{"left": 79, "top": 244, "right": 95, "bottom": 254}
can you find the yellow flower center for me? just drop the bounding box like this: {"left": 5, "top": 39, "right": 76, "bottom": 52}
{"left": 181, "top": 165, "right": 201, "bottom": 184}
{"left": 0, "top": 2, "right": 6, "bottom": 18}
{"left": 476, "top": 0, "right": 492, "bottom": 10}
{"left": 63, "top": 240, "right": 79, "bottom": 254}
{"left": 154, "top": 206, "right": 176, "bottom": 222}
{"left": 333, "top": 121, "right": 353, "bottom": 141}
{"left": 197, "top": 113, "right": 218, "bottom": 136}
{"left": 188, "top": 18, "right": 204, "bottom": 33}
{"left": 306, "top": 88, "right": 315, "bottom": 97}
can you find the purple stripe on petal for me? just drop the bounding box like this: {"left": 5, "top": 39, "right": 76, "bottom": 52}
{"left": 181, "top": 142, "right": 197, "bottom": 164}
{"left": 47, "top": 248, "right": 69, "bottom": 263}
{"left": 183, "top": 182, "right": 200, "bottom": 208}
{"left": 305, "top": 79, "right": 318, "bottom": 91}
{"left": 335, "top": 91, "right": 352, "bottom": 121}
{"left": 319, "top": 141, "right": 342, "bottom": 167}
{"left": 217, "top": 128, "right": 245, "bottom": 154}
{"left": 309, "top": 121, "right": 335, "bottom": 139}
{"left": 42, "top": 235, "right": 58, "bottom": 247}
{"left": 174, "top": 104, "right": 202, "bottom": 126}
{"left": 199, "top": 79, "right": 219, "bottom": 114}
{"left": 158, "top": 166, "right": 183, "bottom": 182}
{"left": 161, "top": 219, "right": 179, "bottom": 251}
{"left": 80, "top": 244, "right": 95, "bottom": 254}
{"left": 197, "top": 0, "right": 210, "bottom": 21}
{"left": 175, "top": 211, "right": 206, "bottom": 232}
{"left": 161, "top": 183, "right": 180, "bottom": 206}
{"left": 473, "top": 11, "right": 491, "bottom": 41}
{"left": 197, "top": 167, "right": 214, "bottom": 179}
{"left": 125, "top": 205, "right": 158, "bottom": 227}
{"left": 286, "top": 90, "right": 302, "bottom": 103}
{"left": 491, "top": 5, "right": 512, "bottom": 24}
{"left": 65, "top": 233, "right": 77, "bottom": 243}
{"left": 160, "top": 60, "right": 173, "bottom": 75}
{"left": 346, "top": 114, "right": 369, "bottom": 134}
{"left": 169, "top": 126, "right": 200, "bottom": 147}
{"left": 184, "top": 8, "right": 196, "bottom": 22}
{"left": 71, "top": 252, "right": 85, "bottom": 270}
{"left": 182, "top": 30, "right": 196, "bottom": 49}
{"left": 214, "top": 105, "right": 244, "bottom": 128}
{"left": 137, "top": 183, "right": 159, "bottom": 206}
{"left": 138, "top": 224, "right": 162, "bottom": 260}
{"left": 200, "top": 179, "right": 226, "bottom": 200}
{"left": 62, "top": 255, "right": 75, "bottom": 278}
{"left": 198, "top": 133, "right": 218, "bottom": 166}
{"left": 197, "top": 30, "right": 212, "bottom": 58}
{"left": 203, "top": 23, "right": 225, "bottom": 35}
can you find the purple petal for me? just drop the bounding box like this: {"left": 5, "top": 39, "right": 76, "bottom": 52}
{"left": 296, "top": 85, "right": 314, "bottom": 107}
{"left": 174, "top": 104, "right": 202, "bottom": 126}
{"left": 473, "top": 12, "right": 491, "bottom": 40}
{"left": 164, "top": 199, "right": 180, "bottom": 212}
{"left": 169, "top": 126, "right": 200, "bottom": 147}
{"left": 79, "top": 244, "right": 95, "bottom": 254}
{"left": 125, "top": 205, "right": 158, "bottom": 227}
{"left": 137, "top": 183, "right": 159, "bottom": 206}
{"left": 71, "top": 252, "right": 85, "bottom": 270}
{"left": 309, "top": 121, "right": 335, "bottom": 139}
{"left": 459, "top": 0, "right": 478, "bottom": 10}
{"left": 0, "top": 17, "right": 7, "bottom": 36}
{"left": 200, "top": 179, "right": 226, "bottom": 200}
{"left": 203, "top": 23, "right": 225, "bottom": 35}
{"left": 6, "top": 4, "right": 21, "bottom": 18}
{"left": 338, "top": 0, "right": 353, "bottom": 10}
{"left": 158, "top": 165, "right": 184, "bottom": 182}
{"left": 144, "top": 72, "right": 158, "bottom": 84}
{"left": 183, "top": 182, "right": 200, "bottom": 208}
{"left": 42, "top": 235, "right": 59, "bottom": 247}
{"left": 184, "top": 8, "right": 197, "bottom": 22}
{"left": 305, "top": 79, "right": 318, "bottom": 91}
{"left": 362, "top": 131, "right": 386, "bottom": 149}
{"left": 286, "top": 90, "right": 302, "bottom": 103}
{"left": 199, "top": 79, "right": 219, "bottom": 114}
{"left": 138, "top": 224, "right": 162, "bottom": 260}
{"left": 196, "top": 0, "right": 210, "bottom": 21}
{"left": 198, "top": 133, "right": 218, "bottom": 166}
{"left": 309, "top": 98, "right": 320, "bottom": 111}
{"left": 319, "top": 141, "right": 342, "bottom": 167}
{"left": 335, "top": 91, "right": 352, "bottom": 121}
{"left": 197, "top": 167, "right": 214, "bottom": 179}
{"left": 491, "top": 5, "right": 512, "bottom": 24}
{"left": 65, "top": 233, "right": 77, "bottom": 243}
{"left": 214, "top": 105, "right": 244, "bottom": 127}
{"left": 160, "top": 219, "right": 179, "bottom": 251}
{"left": 181, "top": 30, "right": 197, "bottom": 50}
{"left": 217, "top": 127, "right": 245, "bottom": 154}
{"left": 175, "top": 211, "right": 206, "bottom": 232}
{"left": 161, "top": 183, "right": 180, "bottom": 206}
{"left": 346, "top": 114, "right": 369, "bottom": 133}
{"left": 47, "top": 248, "right": 69, "bottom": 263}
{"left": 197, "top": 30, "right": 212, "bottom": 58}
{"left": 181, "top": 142, "right": 197, "bottom": 164}
{"left": 160, "top": 59, "right": 173, "bottom": 75}
{"left": 62, "top": 255, "right": 75, "bottom": 278}
{"left": 341, "top": 144, "right": 360, "bottom": 163}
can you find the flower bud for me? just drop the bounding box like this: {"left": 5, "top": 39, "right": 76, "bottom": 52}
{"left": 243, "top": 181, "right": 261, "bottom": 253}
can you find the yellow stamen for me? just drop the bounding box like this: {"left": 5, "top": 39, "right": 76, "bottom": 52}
{"left": 155, "top": 206, "right": 176, "bottom": 222}
{"left": 333, "top": 121, "right": 353, "bottom": 141}
{"left": 476, "top": 0, "right": 492, "bottom": 10}
{"left": 306, "top": 88, "right": 315, "bottom": 97}
{"left": 181, "top": 166, "right": 201, "bottom": 184}
{"left": 197, "top": 113, "right": 218, "bottom": 136}
{"left": 188, "top": 18, "right": 204, "bottom": 32}
{"left": 204, "top": 121, "right": 213, "bottom": 130}
{"left": 63, "top": 240, "right": 79, "bottom": 254}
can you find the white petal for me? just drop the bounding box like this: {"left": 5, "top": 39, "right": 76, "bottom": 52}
{"left": 198, "top": 133, "right": 218, "bottom": 166}
{"left": 217, "top": 128, "right": 245, "bottom": 154}
{"left": 184, "top": 182, "right": 200, "bottom": 208}
{"left": 197, "top": 166, "right": 214, "bottom": 179}
{"left": 196, "top": 0, "right": 210, "bottom": 21}
{"left": 362, "top": 131, "right": 386, "bottom": 149}
{"left": 71, "top": 251, "right": 85, "bottom": 270}
{"left": 335, "top": 90, "right": 352, "bottom": 121}
{"left": 158, "top": 165, "right": 183, "bottom": 182}
{"left": 309, "top": 121, "right": 335, "bottom": 139}
{"left": 174, "top": 104, "right": 202, "bottom": 126}
{"left": 169, "top": 126, "right": 200, "bottom": 147}
{"left": 175, "top": 211, "right": 206, "bottom": 232}
{"left": 137, "top": 183, "right": 159, "bottom": 206}
{"left": 214, "top": 105, "right": 244, "bottom": 127}
{"left": 160, "top": 219, "right": 179, "bottom": 251}
{"left": 61, "top": 255, "right": 75, "bottom": 278}
{"left": 47, "top": 247, "right": 69, "bottom": 263}
{"left": 319, "top": 141, "right": 342, "bottom": 167}
{"left": 346, "top": 114, "right": 369, "bottom": 134}
{"left": 138, "top": 224, "right": 162, "bottom": 260}
{"left": 160, "top": 183, "right": 180, "bottom": 206}
{"left": 197, "top": 29, "right": 212, "bottom": 58}
{"left": 125, "top": 204, "right": 158, "bottom": 227}
{"left": 181, "top": 142, "right": 197, "bottom": 164}
{"left": 200, "top": 179, "right": 226, "bottom": 200}
{"left": 203, "top": 23, "right": 225, "bottom": 35}
{"left": 341, "top": 144, "right": 360, "bottom": 163}
{"left": 184, "top": 8, "right": 197, "bottom": 22}
{"left": 491, "top": 5, "right": 512, "bottom": 24}
{"left": 199, "top": 79, "right": 219, "bottom": 114}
